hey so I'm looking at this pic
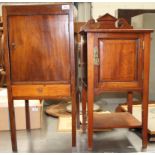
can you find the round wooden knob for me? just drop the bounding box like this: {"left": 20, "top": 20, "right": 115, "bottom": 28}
{"left": 11, "top": 43, "right": 16, "bottom": 49}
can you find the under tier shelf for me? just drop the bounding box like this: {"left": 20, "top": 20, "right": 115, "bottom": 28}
{"left": 93, "top": 112, "right": 141, "bottom": 131}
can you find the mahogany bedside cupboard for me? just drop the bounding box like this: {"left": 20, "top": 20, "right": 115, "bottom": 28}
{"left": 2, "top": 4, "right": 77, "bottom": 152}
{"left": 80, "top": 14, "right": 153, "bottom": 150}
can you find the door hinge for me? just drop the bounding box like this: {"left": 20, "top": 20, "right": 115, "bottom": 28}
{"left": 94, "top": 47, "right": 99, "bottom": 65}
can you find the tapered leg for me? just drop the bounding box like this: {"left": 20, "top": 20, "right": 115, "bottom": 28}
{"left": 8, "top": 99, "right": 17, "bottom": 152}
{"left": 142, "top": 33, "right": 150, "bottom": 148}
{"left": 88, "top": 86, "right": 94, "bottom": 150}
{"left": 82, "top": 85, "right": 87, "bottom": 133}
{"left": 25, "top": 100, "right": 30, "bottom": 130}
{"left": 76, "top": 90, "right": 80, "bottom": 129}
{"left": 0, "top": 70, "right": 6, "bottom": 87}
{"left": 127, "top": 92, "right": 133, "bottom": 114}
{"left": 72, "top": 90, "right": 77, "bottom": 147}
{"left": 142, "top": 92, "right": 149, "bottom": 148}
{"left": 87, "top": 34, "right": 94, "bottom": 150}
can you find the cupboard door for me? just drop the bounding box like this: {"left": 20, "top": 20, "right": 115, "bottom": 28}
{"left": 94, "top": 34, "right": 143, "bottom": 90}
{"left": 8, "top": 15, "right": 70, "bottom": 83}
{"left": 100, "top": 39, "right": 137, "bottom": 81}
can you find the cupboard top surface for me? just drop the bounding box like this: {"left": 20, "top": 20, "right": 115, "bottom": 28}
{"left": 81, "top": 29, "right": 153, "bottom": 33}
{"left": 2, "top": 4, "right": 73, "bottom": 16}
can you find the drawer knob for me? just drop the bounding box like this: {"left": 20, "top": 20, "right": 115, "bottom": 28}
{"left": 37, "top": 87, "right": 43, "bottom": 93}
{"left": 11, "top": 42, "right": 16, "bottom": 49}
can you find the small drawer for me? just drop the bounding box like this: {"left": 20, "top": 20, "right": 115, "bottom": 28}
{"left": 12, "top": 84, "right": 71, "bottom": 98}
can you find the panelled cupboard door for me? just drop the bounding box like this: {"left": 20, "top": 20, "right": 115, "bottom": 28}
{"left": 94, "top": 33, "right": 143, "bottom": 90}
{"left": 8, "top": 15, "right": 70, "bottom": 83}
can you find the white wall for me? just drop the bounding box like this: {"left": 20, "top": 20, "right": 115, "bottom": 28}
{"left": 92, "top": 2, "right": 155, "bottom": 19}
{"left": 1, "top": 2, "right": 155, "bottom": 19}
{"left": 77, "top": 2, "right": 91, "bottom": 22}
{"left": 131, "top": 14, "right": 144, "bottom": 29}
{"left": 132, "top": 13, "right": 155, "bottom": 100}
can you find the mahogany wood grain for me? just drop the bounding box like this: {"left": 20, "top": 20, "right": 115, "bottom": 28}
{"left": 82, "top": 29, "right": 153, "bottom": 33}
{"left": 74, "top": 22, "right": 86, "bottom": 42}
{"left": 99, "top": 39, "right": 137, "bottom": 82}
{"left": 127, "top": 92, "right": 133, "bottom": 113}
{"left": 3, "top": 4, "right": 77, "bottom": 151}
{"left": 76, "top": 91, "right": 80, "bottom": 129}
{"left": 93, "top": 112, "right": 141, "bottom": 129}
{"left": 81, "top": 35, "right": 87, "bottom": 85}
{"left": 82, "top": 85, "right": 87, "bottom": 133}
{"left": 3, "top": 41, "right": 17, "bottom": 151}
{"left": 3, "top": 6, "right": 17, "bottom": 152}
{"left": 8, "top": 97, "right": 17, "bottom": 152}
{"left": 95, "top": 82, "right": 141, "bottom": 92}
{"left": 69, "top": 4, "right": 77, "bottom": 146}
{"left": 87, "top": 33, "right": 95, "bottom": 150}
{"left": 25, "top": 100, "right": 30, "bottom": 130}
{"left": 81, "top": 13, "right": 132, "bottom": 30}
{"left": 5, "top": 4, "right": 70, "bottom": 15}
{"left": 80, "top": 14, "right": 153, "bottom": 150}
{"left": 9, "top": 15, "right": 70, "bottom": 82}
{"left": 142, "top": 33, "right": 151, "bottom": 148}
{"left": 12, "top": 84, "right": 71, "bottom": 98}
{"left": 94, "top": 33, "right": 144, "bottom": 91}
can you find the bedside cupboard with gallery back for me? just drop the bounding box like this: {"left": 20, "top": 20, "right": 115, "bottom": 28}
{"left": 80, "top": 14, "right": 153, "bottom": 150}
{"left": 2, "top": 4, "right": 77, "bottom": 152}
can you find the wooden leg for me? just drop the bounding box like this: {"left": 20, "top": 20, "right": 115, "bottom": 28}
{"left": 142, "top": 93, "right": 149, "bottom": 148}
{"left": 142, "top": 33, "right": 150, "bottom": 148}
{"left": 0, "top": 71, "right": 6, "bottom": 87}
{"left": 25, "top": 100, "right": 31, "bottom": 130}
{"left": 127, "top": 92, "right": 133, "bottom": 114}
{"left": 76, "top": 90, "right": 80, "bottom": 129}
{"left": 82, "top": 85, "right": 87, "bottom": 133}
{"left": 8, "top": 99, "right": 17, "bottom": 152}
{"left": 0, "top": 73, "right": 4, "bottom": 87}
{"left": 72, "top": 90, "right": 76, "bottom": 147}
{"left": 87, "top": 86, "right": 94, "bottom": 150}
{"left": 87, "top": 34, "right": 94, "bottom": 150}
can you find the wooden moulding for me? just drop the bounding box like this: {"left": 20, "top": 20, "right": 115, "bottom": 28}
{"left": 80, "top": 13, "right": 133, "bottom": 32}
{"left": 93, "top": 112, "right": 141, "bottom": 130}
{"left": 11, "top": 84, "right": 71, "bottom": 99}
{"left": 4, "top": 4, "right": 70, "bottom": 15}
{"left": 80, "top": 13, "right": 153, "bottom": 34}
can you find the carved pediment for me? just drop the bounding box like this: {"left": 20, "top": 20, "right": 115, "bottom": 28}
{"left": 80, "top": 13, "right": 133, "bottom": 31}
{"left": 97, "top": 13, "right": 117, "bottom": 22}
